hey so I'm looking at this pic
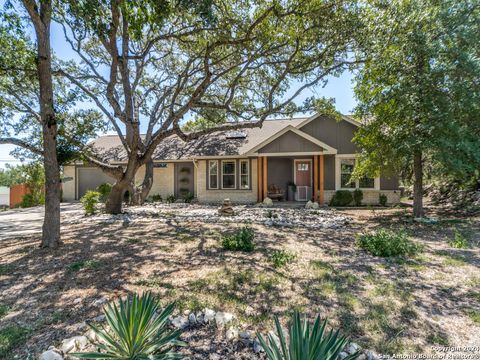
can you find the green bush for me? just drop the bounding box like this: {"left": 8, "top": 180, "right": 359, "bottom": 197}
{"left": 80, "top": 191, "right": 101, "bottom": 215}
{"left": 379, "top": 193, "right": 388, "bottom": 206}
{"left": 183, "top": 192, "right": 194, "bottom": 203}
{"left": 148, "top": 194, "right": 163, "bottom": 202}
{"left": 166, "top": 194, "right": 176, "bottom": 203}
{"left": 19, "top": 192, "right": 45, "bottom": 208}
{"left": 222, "top": 226, "right": 255, "bottom": 252}
{"left": 257, "top": 311, "right": 359, "bottom": 360}
{"left": 448, "top": 230, "right": 469, "bottom": 249}
{"left": 329, "top": 190, "right": 353, "bottom": 206}
{"left": 270, "top": 250, "right": 296, "bottom": 268}
{"left": 353, "top": 189, "right": 363, "bottom": 206}
{"left": 72, "top": 292, "right": 184, "bottom": 359}
{"left": 356, "top": 229, "right": 420, "bottom": 257}
{"left": 96, "top": 183, "right": 112, "bottom": 202}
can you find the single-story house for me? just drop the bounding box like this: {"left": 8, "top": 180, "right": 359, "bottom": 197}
{"left": 0, "top": 186, "right": 9, "bottom": 207}
{"left": 62, "top": 113, "right": 400, "bottom": 205}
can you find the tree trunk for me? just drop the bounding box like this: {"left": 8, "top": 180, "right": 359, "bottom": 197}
{"left": 413, "top": 149, "right": 424, "bottom": 218}
{"left": 106, "top": 181, "right": 128, "bottom": 214}
{"left": 29, "top": 1, "right": 61, "bottom": 248}
{"left": 131, "top": 157, "right": 154, "bottom": 205}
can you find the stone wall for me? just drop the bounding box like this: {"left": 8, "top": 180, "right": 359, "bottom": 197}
{"left": 196, "top": 159, "right": 258, "bottom": 204}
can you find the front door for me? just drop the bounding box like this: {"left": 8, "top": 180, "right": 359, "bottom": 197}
{"left": 295, "top": 160, "right": 312, "bottom": 201}
{"left": 175, "top": 162, "right": 194, "bottom": 200}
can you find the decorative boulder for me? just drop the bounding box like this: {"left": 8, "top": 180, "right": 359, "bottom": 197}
{"left": 203, "top": 308, "right": 216, "bottom": 323}
{"left": 60, "top": 335, "right": 89, "bottom": 353}
{"left": 263, "top": 197, "right": 273, "bottom": 206}
{"left": 39, "top": 350, "right": 63, "bottom": 360}
{"left": 218, "top": 199, "right": 235, "bottom": 216}
{"left": 171, "top": 315, "right": 189, "bottom": 329}
{"left": 215, "top": 311, "right": 234, "bottom": 328}
{"left": 305, "top": 200, "right": 320, "bottom": 209}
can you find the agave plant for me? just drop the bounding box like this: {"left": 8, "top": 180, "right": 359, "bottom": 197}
{"left": 257, "top": 311, "right": 359, "bottom": 360}
{"left": 72, "top": 292, "right": 185, "bottom": 359}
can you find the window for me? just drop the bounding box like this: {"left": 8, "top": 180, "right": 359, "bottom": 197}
{"left": 340, "top": 159, "right": 355, "bottom": 188}
{"left": 339, "top": 158, "right": 376, "bottom": 189}
{"left": 209, "top": 160, "right": 218, "bottom": 189}
{"left": 222, "top": 160, "right": 236, "bottom": 189}
{"left": 240, "top": 160, "right": 249, "bottom": 189}
{"left": 297, "top": 163, "right": 309, "bottom": 171}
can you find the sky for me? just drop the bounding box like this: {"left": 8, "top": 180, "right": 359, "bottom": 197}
{"left": 0, "top": 20, "right": 358, "bottom": 169}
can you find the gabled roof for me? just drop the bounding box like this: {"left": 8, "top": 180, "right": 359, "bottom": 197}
{"left": 88, "top": 114, "right": 355, "bottom": 162}
{"left": 246, "top": 125, "right": 337, "bottom": 155}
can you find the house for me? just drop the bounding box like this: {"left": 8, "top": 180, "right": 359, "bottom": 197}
{"left": 62, "top": 113, "right": 400, "bottom": 205}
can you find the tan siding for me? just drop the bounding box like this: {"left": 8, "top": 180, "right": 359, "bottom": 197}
{"left": 196, "top": 159, "right": 258, "bottom": 204}
{"left": 62, "top": 166, "right": 76, "bottom": 201}
{"left": 136, "top": 164, "right": 175, "bottom": 199}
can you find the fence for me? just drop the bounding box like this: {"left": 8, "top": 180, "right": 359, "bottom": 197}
{"left": 9, "top": 184, "right": 30, "bottom": 208}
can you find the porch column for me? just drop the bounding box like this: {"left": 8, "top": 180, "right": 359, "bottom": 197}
{"left": 319, "top": 154, "right": 325, "bottom": 204}
{"left": 257, "top": 157, "right": 263, "bottom": 202}
{"left": 263, "top": 156, "right": 268, "bottom": 200}
{"left": 313, "top": 155, "right": 319, "bottom": 201}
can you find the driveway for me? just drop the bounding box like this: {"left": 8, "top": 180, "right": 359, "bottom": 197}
{"left": 0, "top": 203, "right": 82, "bottom": 240}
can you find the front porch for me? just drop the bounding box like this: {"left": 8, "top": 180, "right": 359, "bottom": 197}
{"left": 256, "top": 155, "right": 325, "bottom": 204}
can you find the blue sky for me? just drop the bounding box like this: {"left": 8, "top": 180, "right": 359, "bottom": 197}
{"left": 0, "top": 21, "right": 358, "bottom": 169}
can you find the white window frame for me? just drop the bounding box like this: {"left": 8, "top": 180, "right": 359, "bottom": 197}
{"left": 239, "top": 159, "right": 250, "bottom": 189}
{"left": 208, "top": 160, "right": 219, "bottom": 189}
{"left": 221, "top": 160, "right": 237, "bottom": 189}
{"left": 335, "top": 155, "right": 380, "bottom": 190}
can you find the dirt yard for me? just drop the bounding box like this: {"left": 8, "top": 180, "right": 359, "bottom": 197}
{"left": 0, "top": 204, "right": 479, "bottom": 359}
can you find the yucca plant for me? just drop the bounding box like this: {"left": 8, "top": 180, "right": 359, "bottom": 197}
{"left": 72, "top": 292, "right": 185, "bottom": 359}
{"left": 257, "top": 311, "right": 359, "bottom": 360}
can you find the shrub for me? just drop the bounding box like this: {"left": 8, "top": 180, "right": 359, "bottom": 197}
{"left": 149, "top": 194, "right": 163, "bottom": 202}
{"left": 448, "top": 230, "right": 469, "bottom": 249}
{"left": 379, "top": 193, "right": 388, "bottom": 206}
{"left": 257, "top": 311, "right": 359, "bottom": 360}
{"left": 329, "top": 190, "right": 353, "bottom": 206}
{"left": 80, "top": 191, "right": 101, "bottom": 215}
{"left": 353, "top": 189, "right": 363, "bottom": 206}
{"left": 166, "top": 194, "right": 176, "bottom": 203}
{"left": 19, "top": 192, "right": 45, "bottom": 208}
{"left": 270, "top": 250, "right": 296, "bottom": 268}
{"left": 265, "top": 210, "right": 278, "bottom": 219}
{"left": 222, "top": 226, "right": 255, "bottom": 252}
{"left": 96, "top": 183, "right": 112, "bottom": 202}
{"left": 183, "top": 192, "right": 194, "bottom": 203}
{"left": 72, "top": 292, "right": 184, "bottom": 359}
{"left": 356, "top": 229, "right": 420, "bottom": 257}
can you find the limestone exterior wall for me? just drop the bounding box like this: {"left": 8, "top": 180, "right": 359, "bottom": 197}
{"left": 62, "top": 166, "right": 76, "bottom": 201}
{"left": 324, "top": 190, "right": 400, "bottom": 205}
{"left": 135, "top": 163, "right": 175, "bottom": 200}
{"left": 196, "top": 159, "right": 258, "bottom": 204}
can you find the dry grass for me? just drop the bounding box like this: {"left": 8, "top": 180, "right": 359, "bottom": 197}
{"left": 0, "top": 206, "right": 479, "bottom": 358}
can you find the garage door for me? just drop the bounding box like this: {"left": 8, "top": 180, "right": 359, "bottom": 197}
{"left": 77, "top": 168, "right": 116, "bottom": 199}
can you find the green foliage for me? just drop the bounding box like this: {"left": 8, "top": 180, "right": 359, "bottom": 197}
{"left": 379, "top": 194, "right": 388, "bottom": 207}
{"left": 448, "top": 230, "right": 469, "bottom": 249}
{"left": 67, "top": 259, "right": 100, "bottom": 272}
{"left": 80, "top": 190, "right": 101, "bottom": 215}
{"left": 222, "top": 226, "right": 255, "bottom": 252}
{"left": 356, "top": 229, "right": 420, "bottom": 257}
{"left": 265, "top": 210, "right": 278, "bottom": 219}
{"left": 149, "top": 193, "right": 163, "bottom": 202}
{"left": 270, "top": 250, "right": 296, "bottom": 268}
{"left": 166, "top": 194, "right": 176, "bottom": 203}
{"left": 0, "top": 326, "right": 28, "bottom": 357}
{"left": 19, "top": 192, "right": 45, "bottom": 208}
{"left": 96, "top": 183, "right": 112, "bottom": 202}
{"left": 0, "top": 304, "right": 9, "bottom": 318}
{"left": 4, "top": 162, "right": 46, "bottom": 208}
{"left": 352, "top": 189, "right": 363, "bottom": 206}
{"left": 257, "top": 311, "right": 359, "bottom": 360}
{"left": 183, "top": 192, "right": 194, "bottom": 203}
{"left": 72, "top": 292, "right": 185, "bottom": 359}
{"left": 353, "top": 0, "right": 480, "bottom": 209}
{"left": 329, "top": 190, "right": 353, "bottom": 206}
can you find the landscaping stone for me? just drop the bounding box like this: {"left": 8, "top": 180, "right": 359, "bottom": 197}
{"left": 305, "top": 200, "right": 319, "bottom": 209}
{"left": 60, "top": 335, "right": 89, "bottom": 353}
{"left": 218, "top": 199, "right": 234, "bottom": 216}
{"left": 203, "top": 308, "right": 216, "bottom": 323}
{"left": 253, "top": 340, "right": 264, "bottom": 353}
{"left": 225, "top": 327, "right": 239, "bottom": 340}
{"left": 39, "top": 350, "right": 63, "bottom": 360}
{"left": 346, "top": 342, "right": 360, "bottom": 354}
{"left": 339, "top": 352, "right": 349, "bottom": 360}
{"left": 365, "top": 350, "right": 379, "bottom": 360}
{"left": 93, "top": 314, "right": 106, "bottom": 322}
{"left": 263, "top": 197, "right": 273, "bottom": 206}
{"left": 172, "top": 315, "right": 190, "bottom": 329}
{"left": 215, "top": 311, "right": 234, "bottom": 328}
{"left": 239, "top": 330, "right": 252, "bottom": 339}
{"left": 188, "top": 313, "right": 197, "bottom": 325}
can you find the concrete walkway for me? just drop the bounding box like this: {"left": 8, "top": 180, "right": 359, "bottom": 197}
{"left": 0, "top": 203, "right": 82, "bottom": 240}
